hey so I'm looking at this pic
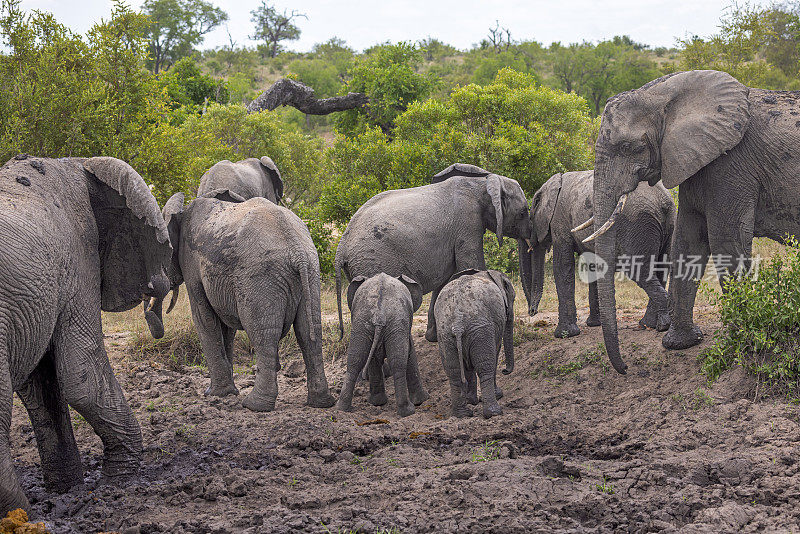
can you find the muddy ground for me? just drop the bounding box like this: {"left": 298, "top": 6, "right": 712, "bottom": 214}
{"left": 9, "top": 305, "right": 800, "bottom": 533}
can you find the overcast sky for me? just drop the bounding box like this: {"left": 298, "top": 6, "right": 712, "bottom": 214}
{"left": 19, "top": 0, "right": 770, "bottom": 52}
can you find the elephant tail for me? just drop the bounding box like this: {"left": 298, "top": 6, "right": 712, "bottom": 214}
{"left": 335, "top": 257, "right": 344, "bottom": 340}
{"left": 453, "top": 321, "right": 467, "bottom": 394}
{"left": 360, "top": 324, "right": 383, "bottom": 380}
{"left": 297, "top": 256, "right": 317, "bottom": 344}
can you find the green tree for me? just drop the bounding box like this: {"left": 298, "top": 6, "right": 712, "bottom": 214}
{"left": 335, "top": 42, "right": 433, "bottom": 136}
{"left": 249, "top": 1, "right": 306, "bottom": 58}
{"left": 142, "top": 0, "right": 227, "bottom": 73}
{"left": 158, "top": 57, "right": 229, "bottom": 123}
{"left": 319, "top": 68, "right": 595, "bottom": 223}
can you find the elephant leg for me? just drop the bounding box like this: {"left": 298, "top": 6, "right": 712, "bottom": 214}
{"left": 586, "top": 281, "right": 601, "bottom": 327}
{"left": 336, "top": 332, "right": 373, "bottom": 412}
{"left": 405, "top": 335, "right": 429, "bottom": 406}
{"left": 636, "top": 278, "right": 671, "bottom": 332}
{"left": 0, "top": 352, "right": 29, "bottom": 514}
{"left": 188, "top": 288, "right": 238, "bottom": 397}
{"left": 439, "top": 342, "right": 471, "bottom": 418}
{"left": 475, "top": 336, "right": 502, "bottom": 418}
{"left": 663, "top": 201, "right": 709, "bottom": 350}
{"left": 241, "top": 327, "right": 281, "bottom": 412}
{"left": 221, "top": 324, "right": 236, "bottom": 369}
{"left": 425, "top": 285, "right": 443, "bottom": 342}
{"left": 16, "top": 351, "right": 83, "bottom": 493}
{"left": 292, "top": 304, "right": 335, "bottom": 408}
{"left": 387, "top": 335, "right": 414, "bottom": 417}
{"left": 553, "top": 244, "right": 580, "bottom": 338}
{"left": 53, "top": 308, "right": 142, "bottom": 480}
{"left": 464, "top": 368, "right": 479, "bottom": 405}
{"left": 367, "top": 346, "right": 388, "bottom": 406}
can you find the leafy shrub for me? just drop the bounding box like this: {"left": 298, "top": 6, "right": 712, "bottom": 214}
{"left": 701, "top": 237, "right": 800, "bottom": 398}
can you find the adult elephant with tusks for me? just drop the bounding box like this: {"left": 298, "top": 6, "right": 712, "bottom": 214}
{"left": 335, "top": 163, "right": 533, "bottom": 343}
{"left": 592, "top": 69, "right": 800, "bottom": 374}
{"left": 0, "top": 155, "right": 171, "bottom": 516}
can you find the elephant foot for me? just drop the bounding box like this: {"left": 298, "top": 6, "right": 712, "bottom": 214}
{"left": 586, "top": 315, "right": 601, "bottom": 327}
{"left": 204, "top": 383, "right": 239, "bottom": 398}
{"left": 0, "top": 490, "right": 30, "bottom": 517}
{"left": 382, "top": 361, "right": 393, "bottom": 378}
{"left": 465, "top": 391, "right": 479, "bottom": 405}
{"left": 410, "top": 388, "right": 429, "bottom": 406}
{"left": 42, "top": 462, "right": 84, "bottom": 493}
{"left": 242, "top": 393, "right": 276, "bottom": 412}
{"left": 639, "top": 309, "right": 671, "bottom": 332}
{"left": 100, "top": 455, "right": 140, "bottom": 483}
{"left": 451, "top": 405, "right": 473, "bottom": 418}
{"left": 424, "top": 326, "right": 438, "bottom": 343}
{"left": 656, "top": 313, "right": 671, "bottom": 332}
{"left": 528, "top": 305, "right": 539, "bottom": 316}
{"left": 495, "top": 386, "right": 504, "bottom": 400}
{"left": 369, "top": 392, "right": 388, "bottom": 406}
{"left": 554, "top": 323, "right": 580, "bottom": 339}
{"left": 482, "top": 404, "right": 503, "bottom": 419}
{"left": 398, "top": 403, "right": 415, "bottom": 418}
{"left": 308, "top": 391, "right": 336, "bottom": 408}
{"left": 662, "top": 324, "right": 703, "bottom": 350}
{"left": 335, "top": 399, "right": 353, "bottom": 412}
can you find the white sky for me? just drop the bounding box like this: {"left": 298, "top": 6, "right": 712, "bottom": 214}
{"left": 19, "top": 0, "right": 770, "bottom": 52}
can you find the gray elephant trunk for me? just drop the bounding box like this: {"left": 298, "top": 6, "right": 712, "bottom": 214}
{"left": 594, "top": 185, "right": 627, "bottom": 375}
{"left": 528, "top": 244, "right": 546, "bottom": 315}
{"left": 502, "top": 316, "right": 514, "bottom": 374}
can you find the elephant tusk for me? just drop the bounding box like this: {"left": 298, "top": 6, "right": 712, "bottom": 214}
{"left": 525, "top": 238, "right": 533, "bottom": 253}
{"left": 571, "top": 216, "right": 594, "bottom": 233}
{"left": 146, "top": 297, "right": 157, "bottom": 313}
{"left": 166, "top": 286, "right": 179, "bottom": 314}
{"left": 582, "top": 193, "right": 628, "bottom": 243}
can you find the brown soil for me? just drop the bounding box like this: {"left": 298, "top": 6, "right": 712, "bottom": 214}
{"left": 10, "top": 308, "right": 800, "bottom": 533}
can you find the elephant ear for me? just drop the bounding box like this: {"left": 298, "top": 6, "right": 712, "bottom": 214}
{"left": 201, "top": 188, "right": 246, "bottom": 203}
{"left": 486, "top": 174, "right": 504, "bottom": 245}
{"left": 532, "top": 173, "right": 562, "bottom": 245}
{"left": 398, "top": 274, "right": 423, "bottom": 312}
{"left": 652, "top": 70, "right": 750, "bottom": 188}
{"left": 259, "top": 156, "right": 284, "bottom": 203}
{"left": 487, "top": 270, "right": 516, "bottom": 323}
{"left": 431, "top": 162, "right": 491, "bottom": 184}
{"left": 346, "top": 275, "right": 368, "bottom": 310}
{"left": 448, "top": 268, "right": 480, "bottom": 284}
{"left": 83, "top": 157, "right": 171, "bottom": 312}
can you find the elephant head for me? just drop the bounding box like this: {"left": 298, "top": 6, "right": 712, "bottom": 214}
{"left": 432, "top": 162, "right": 532, "bottom": 248}
{"left": 591, "top": 70, "right": 751, "bottom": 374}
{"left": 83, "top": 157, "right": 172, "bottom": 337}
{"left": 197, "top": 156, "right": 284, "bottom": 204}
{"left": 519, "top": 173, "right": 563, "bottom": 315}
{"left": 143, "top": 192, "right": 186, "bottom": 339}
{"left": 347, "top": 274, "right": 423, "bottom": 313}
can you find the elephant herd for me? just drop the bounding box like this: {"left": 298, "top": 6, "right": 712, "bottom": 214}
{"left": 2, "top": 69, "right": 799, "bottom": 515}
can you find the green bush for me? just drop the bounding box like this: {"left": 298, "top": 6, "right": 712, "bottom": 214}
{"left": 701, "top": 237, "right": 800, "bottom": 398}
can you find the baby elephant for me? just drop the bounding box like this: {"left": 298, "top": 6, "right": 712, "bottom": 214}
{"left": 336, "top": 273, "right": 429, "bottom": 417}
{"left": 434, "top": 269, "right": 515, "bottom": 418}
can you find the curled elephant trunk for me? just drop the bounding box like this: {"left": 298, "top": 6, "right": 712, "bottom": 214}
{"left": 143, "top": 296, "right": 165, "bottom": 339}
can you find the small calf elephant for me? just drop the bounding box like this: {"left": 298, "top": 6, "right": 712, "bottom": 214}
{"left": 434, "top": 269, "right": 515, "bottom": 418}
{"left": 336, "top": 273, "right": 429, "bottom": 417}
{"left": 147, "top": 192, "right": 335, "bottom": 412}
{"left": 520, "top": 170, "right": 675, "bottom": 339}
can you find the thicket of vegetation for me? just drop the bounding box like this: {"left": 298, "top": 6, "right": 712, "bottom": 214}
{"left": 3, "top": 0, "right": 800, "bottom": 281}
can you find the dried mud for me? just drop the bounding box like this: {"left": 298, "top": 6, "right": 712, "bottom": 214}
{"left": 9, "top": 308, "right": 800, "bottom": 533}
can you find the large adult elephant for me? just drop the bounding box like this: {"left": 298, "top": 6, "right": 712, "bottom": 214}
{"left": 0, "top": 155, "right": 171, "bottom": 515}
{"left": 147, "top": 193, "right": 335, "bottom": 412}
{"left": 591, "top": 69, "right": 800, "bottom": 374}
{"left": 520, "top": 170, "right": 674, "bottom": 339}
{"left": 196, "top": 156, "right": 283, "bottom": 203}
{"left": 335, "top": 163, "right": 532, "bottom": 342}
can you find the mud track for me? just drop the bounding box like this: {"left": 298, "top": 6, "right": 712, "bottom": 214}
{"left": 10, "top": 309, "right": 800, "bottom": 533}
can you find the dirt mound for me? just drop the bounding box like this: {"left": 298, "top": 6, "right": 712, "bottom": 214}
{"left": 9, "top": 311, "right": 800, "bottom": 533}
{"left": 1, "top": 509, "right": 48, "bottom": 533}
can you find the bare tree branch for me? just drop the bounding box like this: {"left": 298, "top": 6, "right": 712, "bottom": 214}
{"left": 246, "top": 78, "right": 368, "bottom": 115}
